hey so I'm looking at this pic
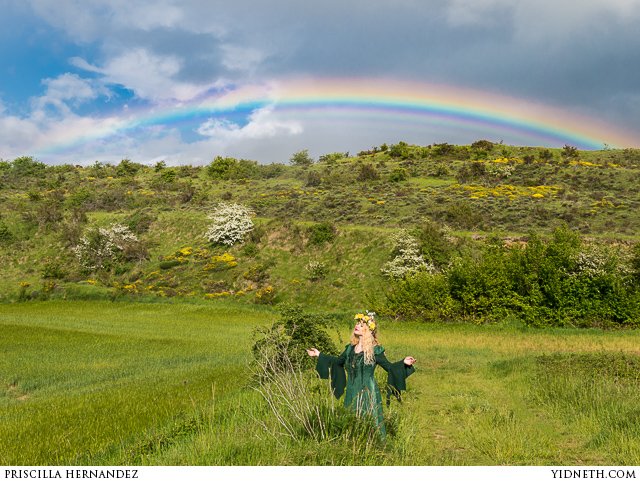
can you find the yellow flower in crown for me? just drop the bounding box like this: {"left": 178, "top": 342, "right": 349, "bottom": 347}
{"left": 354, "top": 311, "right": 377, "bottom": 332}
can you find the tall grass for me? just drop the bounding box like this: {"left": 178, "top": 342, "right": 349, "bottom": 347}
{"left": 4, "top": 301, "right": 640, "bottom": 465}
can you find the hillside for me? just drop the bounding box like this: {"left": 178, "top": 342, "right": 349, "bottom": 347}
{"left": 1, "top": 141, "right": 640, "bottom": 319}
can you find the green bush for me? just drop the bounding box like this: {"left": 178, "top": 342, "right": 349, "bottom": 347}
{"left": 307, "top": 222, "right": 337, "bottom": 246}
{"left": 0, "top": 220, "right": 13, "bottom": 245}
{"left": 252, "top": 305, "right": 338, "bottom": 371}
{"left": 381, "top": 226, "right": 640, "bottom": 327}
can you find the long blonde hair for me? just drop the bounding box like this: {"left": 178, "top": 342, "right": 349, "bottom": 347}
{"left": 351, "top": 325, "right": 379, "bottom": 365}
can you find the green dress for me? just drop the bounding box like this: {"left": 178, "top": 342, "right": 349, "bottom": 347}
{"left": 316, "top": 344, "right": 415, "bottom": 437}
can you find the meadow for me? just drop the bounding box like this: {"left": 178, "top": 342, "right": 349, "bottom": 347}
{"left": 3, "top": 300, "right": 640, "bottom": 465}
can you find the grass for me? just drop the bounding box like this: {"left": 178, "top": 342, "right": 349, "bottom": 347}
{"left": 3, "top": 300, "right": 640, "bottom": 465}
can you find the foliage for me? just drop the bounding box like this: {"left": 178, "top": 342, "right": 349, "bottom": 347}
{"left": 388, "top": 168, "right": 408, "bottom": 182}
{"left": 318, "top": 152, "right": 348, "bottom": 164}
{"left": 72, "top": 223, "right": 146, "bottom": 272}
{"left": 206, "top": 156, "right": 259, "bottom": 180}
{"left": 305, "top": 261, "right": 327, "bottom": 281}
{"left": 307, "top": 222, "right": 337, "bottom": 246}
{"left": 381, "top": 230, "right": 435, "bottom": 279}
{"left": 357, "top": 163, "right": 380, "bottom": 181}
{"left": 10, "top": 156, "right": 47, "bottom": 177}
{"left": 289, "top": 150, "right": 314, "bottom": 167}
{"left": 382, "top": 226, "right": 640, "bottom": 327}
{"left": 204, "top": 203, "right": 254, "bottom": 246}
{"left": 0, "top": 220, "right": 13, "bottom": 245}
{"left": 252, "top": 305, "right": 338, "bottom": 372}
{"left": 116, "top": 159, "right": 142, "bottom": 177}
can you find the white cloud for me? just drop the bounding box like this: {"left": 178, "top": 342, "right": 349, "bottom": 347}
{"left": 71, "top": 49, "right": 213, "bottom": 102}
{"left": 25, "top": 0, "right": 186, "bottom": 41}
{"left": 197, "top": 106, "right": 302, "bottom": 141}
{"left": 32, "top": 73, "right": 103, "bottom": 114}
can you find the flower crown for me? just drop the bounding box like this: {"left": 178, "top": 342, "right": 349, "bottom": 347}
{"left": 354, "top": 311, "right": 377, "bottom": 332}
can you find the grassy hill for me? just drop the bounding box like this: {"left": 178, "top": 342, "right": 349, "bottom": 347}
{"left": 1, "top": 141, "right": 640, "bottom": 314}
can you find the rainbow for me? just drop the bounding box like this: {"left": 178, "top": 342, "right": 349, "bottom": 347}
{"left": 39, "top": 78, "right": 638, "bottom": 156}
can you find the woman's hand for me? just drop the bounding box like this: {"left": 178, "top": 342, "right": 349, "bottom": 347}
{"left": 307, "top": 348, "right": 320, "bottom": 357}
{"left": 403, "top": 356, "right": 416, "bottom": 366}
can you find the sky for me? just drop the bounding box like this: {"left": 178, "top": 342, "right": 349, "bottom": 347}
{"left": 1, "top": 0, "right": 639, "bottom": 165}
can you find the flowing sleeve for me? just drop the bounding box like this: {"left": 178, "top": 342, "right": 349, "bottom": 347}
{"left": 316, "top": 346, "right": 348, "bottom": 399}
{"left": 374, "top": 345, "right": 416, "bottom": 406}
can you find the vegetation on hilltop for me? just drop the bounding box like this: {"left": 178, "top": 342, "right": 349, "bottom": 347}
{"left": 2, "top": 142, "right": 640, "bottom": 327}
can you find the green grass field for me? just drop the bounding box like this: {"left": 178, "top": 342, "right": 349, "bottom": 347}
{"left": 2, "top": 300, "right": 640, "bottom": 465}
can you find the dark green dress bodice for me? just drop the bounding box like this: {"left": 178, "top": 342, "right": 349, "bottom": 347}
{"left": 316, "top": 344, "right": 415, "bottom": 437}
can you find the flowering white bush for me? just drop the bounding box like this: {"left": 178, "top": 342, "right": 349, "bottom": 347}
{"left": 573, "top": 245, "right": 627, "bottom": 278}
{"left": 72, "top": 223, "right": 140, "bottom": 271}
{"left": 305, "top": 261, "right": 327, "bottom": 281}
{"left": 381, "top": 230, "right": 435, "bottom": 279}
{"left": 486, "top": 163, "right": 515, "bottom": 178}
{"left": 204, "top": 203, "right": 254, "bottom": 246}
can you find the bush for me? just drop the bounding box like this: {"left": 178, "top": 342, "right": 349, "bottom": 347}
{"left": 388, "top": 168, "right": 407, "bottom": 182}
{"left": 305, "top": 261, "right": 327, "bottom": 281}
{"left": 381, "top": 230, "right": 435, "bottom": 279}
{"left": 125, "top": 209, "right": 156, "bottom": 234}
{"left": 290, "top": 150, "right": 314, "bottom": 167}
{"left": 305, "top": 171, "right": 322, "bottom": 187}
{"left": 357, "top": 163, "right": 380, "bottom": 181}
{"left": 252, "top": 305, "right": 338, "bottom": 371}
{"left": 380, "top": 226, "right": 640, "bottom": 327}
{"left": 204, "top": 203, "right": 254, "bottom": 246}
{"left": 254, "top": 285, "right": 277, "bottom": 305}
{"left": 0, "top": 220, "right": 13, "bottom": 245}
{"left": 72, "top": 223, "right": 147, "bottom": 272}
{"left": 307, "top": 222, "right": 337, "bottom": 246}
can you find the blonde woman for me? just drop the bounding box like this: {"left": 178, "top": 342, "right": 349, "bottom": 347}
{"left": 307, "top": 312, "right": 416, "bottom": 437}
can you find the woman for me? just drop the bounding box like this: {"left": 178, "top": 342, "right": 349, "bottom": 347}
{"left": 307, "top": 312, "right": 416, "bottom": 437}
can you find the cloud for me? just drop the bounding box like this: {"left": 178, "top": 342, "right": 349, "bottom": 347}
{"left": 32, "top": 73, "right": 104, "bottom": 115}
{"left": 71, "top": 49, "right": 217, "bottom": 102}
{"left": 2, "top": 0, "right": 638, "bottom": 165}
{"left": 196, "top": 106, "right": 302, "bottom": 141}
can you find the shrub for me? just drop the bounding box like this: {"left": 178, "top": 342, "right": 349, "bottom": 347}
{"left": 290, "top": 150, "right": 314, "bottom": 167}
{"left": 381, "top": 230, "right": 435, "bottom": 279}
{"left": 307, "top": 222, "right": 337, "bottom": 246}
{"left": 204, "top": 203, "right": 254, "bottom": 246}
{"left": 471, "top": 140, "right": 495, "bottom": 151}
{"left": 388, "top": 142, "right": 410, "bottom": 159}
{"left": 414, "top": 221, "right": 456, "bottom": 268}
{"left": 539, "top": 149, "right": 553, "bottom": 161}
{"left": 305, "top": 261, "right": 327, "bottom": 281}
{"left": 388, "top": 168, "right": 407, "bottom": 182}
{"left": 115, "top": 159, "right": 142, "bottom": 177}
{"left": 381, "top": 227, "right": 640, "bottom": 327}
{"left": 305, "top": 171, "right": 322, "bottom": 187}
{"left": 72, "top": 223, "right": 146, "bottom": 272}
{"left": 357, "top": 163, "right": 380, "bottom": 182}
{"left": 41, "top": 259, "right": 66, "bottom": 279}
{"left": 124, "top": 209, "right": 156, "bottom": 234}
{"left": 0, "top": 220, "right": 13, "bottom": 245}
{"left": 318, "top": 152, "right": 347, "bottom": 164}
{"left": 243, "top": 263, "right": 271, "bottom": 283}
{"left": 254, "top": 285, "right": 277, "bottom": 305}
{"left": 252, "top": 305, "right": 338, "bottom": 371}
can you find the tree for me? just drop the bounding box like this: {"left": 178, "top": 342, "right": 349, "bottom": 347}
{"left": 289, "top": 149, "right": 313, "bottom": 167}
